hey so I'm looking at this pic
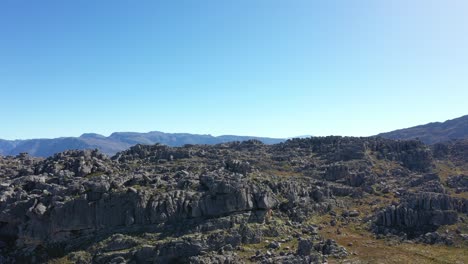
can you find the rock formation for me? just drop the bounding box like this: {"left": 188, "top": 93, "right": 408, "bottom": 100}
{"left": 0, "top": 136, "right": 466, "bottom": 263}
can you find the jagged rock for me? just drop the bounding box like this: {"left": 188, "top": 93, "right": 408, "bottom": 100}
{"left": 297, "top": 239, "right": 313, "bottom": 256}
{"left": 267, "top": 241, "right": 280, "bottom": 249}
{"left": 342, "top": 210, "right": 360, "bottom": 218}
{"left": 35, "top": 149, "right": 114, "bottom": 177}
{"left": 225, "top": 158, "right": 252, "bottom": 175}
{"left": 417, "top": 232, "right": 453, "bottom": 245}
{"left": 314, "top": 239, "right": 348, "bottom": 258}
{"left": 432, "top": 139, "right": 468, "bottom": 164}
{"left": 374, "top": 192, "right": 466, "bottom": 237}
{"left": 112, "top": 144, "right": 191, "bottom": 162}
{"left": 324, "top": 163, "right": 349, "bottom": 181}
{"left": 239, "top": 224, "right": 263, "bottom": 244}
{"left": 369, "top": 139, "right": 433, "bottom": 172}
{"left": 409, "top": 174, "right": 440, "bottom": 187}
{"left": 447, "top": 175, "right": 468, "bottom": 192}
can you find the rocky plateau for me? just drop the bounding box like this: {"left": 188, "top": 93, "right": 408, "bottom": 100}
{"left": 0, "top": 137, "right": 467, "bottom": 263}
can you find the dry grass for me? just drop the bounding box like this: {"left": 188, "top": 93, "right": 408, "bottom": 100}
{"left": 310, "top": 195, "right": 468, "bottom": 264}
{"left": 434, "top": 160, "right": 464, "bottom": 182}
{"left": 48, "top": 257, "right": 73, "bottom": 264}
{"left": 324, "top": 224, "right": 467, "bottom": 264}
{"left": 433, "top": 161, "right": 468, "bottom": 198}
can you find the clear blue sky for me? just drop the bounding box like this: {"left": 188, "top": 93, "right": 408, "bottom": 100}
{"left": 1, "top": 0, "right": 467, "bottom": 140}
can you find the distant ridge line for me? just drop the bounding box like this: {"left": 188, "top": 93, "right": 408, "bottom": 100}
{"left": 0, "top": 131, "right": 287, "bottom": 157}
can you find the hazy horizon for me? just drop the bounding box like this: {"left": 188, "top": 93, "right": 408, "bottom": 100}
{"left": 1, "top": 113, "right": 465, "bottom": 141}
{"left": 1, "top": 1, "right": 467, "bottom": 140}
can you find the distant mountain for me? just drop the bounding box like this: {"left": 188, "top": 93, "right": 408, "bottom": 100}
{"left": 0, "top": 131, "right": 286, "bottom": 157}
{"left": 378, "top": 115, "right": 468, "bottom": 144}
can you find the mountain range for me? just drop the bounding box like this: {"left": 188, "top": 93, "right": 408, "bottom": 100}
{"left": 378, "top": 115, "right": 468, "bottom": 144}
{"left": 0, "top": 132, "right": 285, "bottom": 157}
{"left": 1, "top": 114, "right": 467, "bottom": 157}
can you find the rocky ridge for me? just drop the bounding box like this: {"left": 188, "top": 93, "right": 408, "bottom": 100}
{"left": 0, "top": 136, "right": 467, "bottom": 263}
{"left": 378, "top": 114, "right": 468, "bottom": 144}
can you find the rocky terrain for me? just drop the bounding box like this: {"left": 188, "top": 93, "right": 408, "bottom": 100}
{"left": 0, "top": 137, "right": 467, "bottom": 264}
{"left": 378, "top": 114, "right": 468, "bottom": 144}
{"left": 0, "top": 132, "right": 285, "bottom": 157}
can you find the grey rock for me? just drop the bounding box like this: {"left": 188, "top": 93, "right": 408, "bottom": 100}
{"left": 374, "top": 192, "right": 466, "bottom": 237}
{"left": 297, "top": 239, "right": 313, "bottom": 256}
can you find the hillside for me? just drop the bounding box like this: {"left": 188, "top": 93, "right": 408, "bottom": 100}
{"left": 0, "top": 137, "right": 467, "bottom": 263}
{"left": 0, "top": 132, "right": 285, "bottom": 157}
{"left": 378, "top": 115, "right": 468, "bottom": 144}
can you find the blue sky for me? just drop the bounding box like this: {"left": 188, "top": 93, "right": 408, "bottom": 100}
{"left": 1, "top": 0, "right": 467, "bottom": 140}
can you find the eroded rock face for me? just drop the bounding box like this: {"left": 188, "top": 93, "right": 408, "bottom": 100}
{"left": 368, "top": 139, "right": 433, "bottom": 172}
{"left": 373, "top": 192, "right": 467, "bottom": 237}
{"left": 0, "top": 175, "right": 279, "bottom": 250}
{"left": 224, "top": 158, "right": 252, "bottom": 175}
{"left": 433, "top": 139, "right": 468, "bottom": 165}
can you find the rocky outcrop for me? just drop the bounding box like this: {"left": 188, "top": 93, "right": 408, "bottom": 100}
{"left": 409, "top": 174, "right": 446, "bottom": 193}
{"left": 112, "top": 144, "right": 192, "bottom": 163}
{"left": 323, "top": 162, "right": 370, "bottom": 187}
{"left": 374, "top": 192, "right": 467, "bottom": 237}
{"left": 416, "top": 232, "right": 454, "bottom": 245}
{"left": 0, "top": 174, "right": 278, "bottom": 253}
{"left": 273, "top": 136, "right": 367, "bottom": 162}
{"left": 0, "top": 153, "right": 41, "bottom": 178}
{"left": 432, "top": 139, "right": 468, "bottom": 165}
{"left": 274, "top": 137, "right": 433, "bottom": 172}
{"left": 447, "top": 175, "right": 468, "bottom": 193}
{"left": 35, "top": 149, "right": 114, "bottom": 177}
{"left": 368, "top": 139, "right": 433, "bottom": 172}
{"left": 224, "top": 158, "right": 252, "bottom": 175}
